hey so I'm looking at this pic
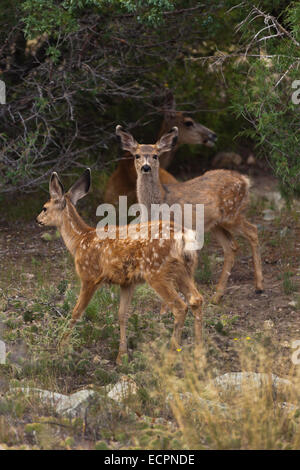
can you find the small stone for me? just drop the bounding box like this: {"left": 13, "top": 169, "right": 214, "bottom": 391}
{"left": 280, "top": 227, "right": 288, "bottom": 238}
{"left": 92, "top": 355, "right": 101, "bottom": 364}
{"left": 21, "top": 273, "right": 35, "bottom": 280}
{"left": 0, "top": 341, "right": 6, "bottom": 364}
{"left": 264, "top": 319, "right": 274, "bottom": 330}
{"left": 281, "top": 341, "right": 290, "bottom": 348}
{"left": 288, "top": 301, "right": 297, "bottom": 307}
{"left": 262, "top": 209, "right": 275, "bottom": 221}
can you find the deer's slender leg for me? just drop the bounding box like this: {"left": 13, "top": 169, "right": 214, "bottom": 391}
{"left": 211, "top": 226, "right": 238, "bottom": 304}
{"left": 116, "top": 284, "right": 135, "bottom": 365}
{"left": 234, "top": 216, "right": 264, "bottom": 292}
{"left": 69, "top": 281, "right": 98, "bottom": 327}
{"left": 60, "top": 281, "right": 97, "bottom": 347}
{"left": 147, "top": 276, "right": 188, "bottom": 350}
{"left": 159, "top": 303, "right": 169, "bottom": 316}
{"left": 178, "top": 277, "right": 204, "bottom": 345}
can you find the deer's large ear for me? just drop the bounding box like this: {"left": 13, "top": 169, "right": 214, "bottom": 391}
{"left": 68, "top": 169, "right": 91, "bottom": 206}
{"left": 116, "top": 125, "right": 138, "bottom": 154}
{"left": 49, "top": 172, "right": 64, "bottom": 200}
{"left": 163, "top": 90, "right": 176, "bottom": 120}
{"left": 156, "top": 127, "right": 178, "bottom": 154}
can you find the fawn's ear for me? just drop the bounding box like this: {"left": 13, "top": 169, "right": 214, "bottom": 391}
{"left": 116, "top": 125, "right": 138, "bottom": 154}
{"left": 68, "top": 168, "right": 91, "bottom": 206}
{"left": 156, "top": 126, "right": 178, "bottom": 153}
{"left": 49, "top": 172, "right": 64, "bottom": 200}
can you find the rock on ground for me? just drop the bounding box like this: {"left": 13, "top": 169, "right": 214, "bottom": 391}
{"left": 10, "top": 387, "right": 96, "bottom": 418}
{"left": 212, "top": 372, "right": 296, "bottom": 400}
{"left": 0, "top": 340, "right": 5, "bottom": 364}
{"left": 107, "top": 375, "right": 137, "bottom": 402}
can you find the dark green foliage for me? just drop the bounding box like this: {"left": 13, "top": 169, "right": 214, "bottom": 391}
{"left": 0, "top": 1, "right": 300, "bottom": 195}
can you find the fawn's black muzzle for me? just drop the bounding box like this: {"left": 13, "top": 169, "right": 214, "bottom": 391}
{"left": 141, "top": 164, "right": 151, "bottom": 173}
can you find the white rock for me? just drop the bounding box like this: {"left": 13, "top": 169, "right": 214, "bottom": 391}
{"left": 262, "top": 209, "right": 276, "bottom": 221}
{"left": 213, "top": 372, "right": 295, "bottom": 398}
{"left": 0, "top": 340, "right": 5, "bottom": 364}
{"left": 107, "top": 376, "right": 137, "bottom": 402}
{"left": 263, "top": 319, "right": 274, "bottom": 330}
{"left": 56, "top": 389, "right": 96, "bottom": 417}
{"left": 10, "top": 387, "right": 96, "bottom": 418}
{"left": 166, "top": 392, "right": 228, "bottom": 414}
{"left": 265, "top": 191, "right": 285, "bottom": 211}
{"left": 280, "top": 227, "right": 288, "bottom": 238}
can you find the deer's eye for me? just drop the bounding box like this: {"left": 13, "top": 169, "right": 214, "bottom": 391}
{"left": 153, "top": 154, "right": 158, "bottom": 160}
{"left": 184, "top": 120, "right": 193, "bottom": 127}
{"left": 135, "top": 154, "right": 140, "bottom": 159}
{"left": 42, "top": 207, "right": 47, "bottom": 212}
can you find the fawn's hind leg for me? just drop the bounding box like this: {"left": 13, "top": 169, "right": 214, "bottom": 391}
{"left": 116, "top": 284, "right": 135, "bottom": 365}
{"left": 178, "top": 276, "right": 204, "bottom": 345}
{"left": 233, "top": 216, "right": 264, "bottom": 293}
{"left": 211, "top": 226, "right": 238, "bottom": 304}
{"left": 146, "top": 276, "right": 188, "bottom": 350}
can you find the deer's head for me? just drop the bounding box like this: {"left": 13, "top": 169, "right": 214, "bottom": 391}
{"left": 116, "top": 125, "right": 178, "bottom": 176}
{"left": 161, "top": 91, "right": 217, "bottom": 147}
{"left": 36, "top": 169, "right": 91, "bottom": 227}
{"left": 172, "top": 113, "right": 217, "bottom": 147}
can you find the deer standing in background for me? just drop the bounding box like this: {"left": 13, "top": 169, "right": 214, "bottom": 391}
{"left": 104, "top": 92, "right": 217, "bottom": 205}
{"left": 116, "top": 126, "right": 264, "bottom": 304}
{"left": 36, "top": 169, "right": 204, "bottom": 364}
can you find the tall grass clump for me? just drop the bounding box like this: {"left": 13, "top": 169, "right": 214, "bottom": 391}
{"left": 146, "top": 341, "right": 300, "bottom": 450}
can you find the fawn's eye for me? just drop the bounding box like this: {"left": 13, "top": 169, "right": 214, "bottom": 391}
{"left": 135, "top": 154, "right": 140, "bottom": 159}
{"left": 184, "top": 120, "right": 193, "bottom": 127}
{"left": 42, "top": 207, "right": 47, "bottom": 212}
{"left": 153, "top": 154, "right": 158, "bottom": 160}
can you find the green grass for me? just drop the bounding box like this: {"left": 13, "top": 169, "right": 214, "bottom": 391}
{"left": 282, "top": 271, "right": 298, "bottom": 295}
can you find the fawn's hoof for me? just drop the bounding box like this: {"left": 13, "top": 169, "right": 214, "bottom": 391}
{"left": 159, "top": 304, "right": 169, "bottom": 316}
{"left": 255, "top": 289, "right": 264, "bottom": 294}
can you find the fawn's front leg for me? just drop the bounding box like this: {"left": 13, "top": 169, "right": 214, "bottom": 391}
{"left": 116, "top": 284, "right": 135, "bottom": 365}
{"left": 60, "top": 280, "right": 97, "bottom": 346}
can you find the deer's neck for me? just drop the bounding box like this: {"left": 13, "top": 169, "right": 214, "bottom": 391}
{"left": 60, "top": 200, "right": 91, "bottom": 256}
{"left": 136, "top": 169, "right": 165, "bottom": 215}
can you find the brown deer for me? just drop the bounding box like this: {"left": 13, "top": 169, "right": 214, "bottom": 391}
{"left": 104, "top": 92, "right": 217, "bottom": 205}
{"left": 36, "top": 169, "right": 204, "bottom": 364}
{"left": 116, "top": 125, "right": 264, "bottom": 304}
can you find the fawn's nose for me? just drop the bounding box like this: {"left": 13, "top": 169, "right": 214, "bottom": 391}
{"left": 210, "top": 133, "right": 217, "bottom": 142}
{"left": 141, "top": 164, "right": 151, "bottom": 173}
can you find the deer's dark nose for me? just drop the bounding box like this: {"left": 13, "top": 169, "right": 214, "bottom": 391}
{"left": 210, "top": 133, "right": 217, "bottom": 142}
{"left": 141, "top": 164, "right": 151, "bottom": 173}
